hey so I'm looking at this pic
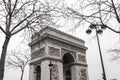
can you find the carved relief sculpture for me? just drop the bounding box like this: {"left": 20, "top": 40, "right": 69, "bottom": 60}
{"left": 52, "top": 64, "right": 59, "bottom": 80}
{"left": 78, "top": 54, "right": 86, "bottom": 63}
{"left": 31, "top": 47, "right": 45, "bottom": 59}
{"left": 49, "top": 46, "right": 60, "bottom": 57}
{"left": 81, "top": 69, "right": 87, "bottom": 80}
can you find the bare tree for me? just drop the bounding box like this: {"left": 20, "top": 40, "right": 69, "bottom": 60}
{"left": 6, "top": 49, "right": 30, "bottom": 80}
{"left": 108, "top": 43, "right": 120, "bottom": 63}
{"left": 109, "top": 49, "right": 120, "bottom": 62}
{"left": 60, "top": 0, "right": 120, "bottom": 64}
{"left": 0, "top": 0, "right": 63, "bottom": 80}
{"left": 63, "top": 0, "right": 120, "bottom": 33}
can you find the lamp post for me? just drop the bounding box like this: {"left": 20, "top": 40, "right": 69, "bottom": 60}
{"left": 86, "top": 24, "right": 107, "bottom": 80}
{"left": 49, "top": 61, "right": 53, "bottom": 80}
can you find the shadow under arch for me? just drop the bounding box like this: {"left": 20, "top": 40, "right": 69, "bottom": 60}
{"left": 63, "top": 53, "right": 75, "bottom": 64}
{"left": 35, "top": 65, "right": 41, "bottom": 80}
{"left": 63, "top": 53, "right": 75, "bottom": 80}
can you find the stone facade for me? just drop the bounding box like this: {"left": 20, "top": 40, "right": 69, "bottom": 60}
{"left": 48, "top": 46, "right": 60, "bottom": 57}
{"left": 29, "top": 27, "right": 88, "bottom": 80}
{"left": 78, "top": 54, "right": 86, "bottom": 63}
{"left": 31, "top": 47, "right": 45, "bottom": 59}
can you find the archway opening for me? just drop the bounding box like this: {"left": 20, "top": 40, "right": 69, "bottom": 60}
{"left": 35, "top": 66, "right": 41, "bottom": 80}
{"left": 63, "top": 53, "right": 75, "bottom": 80}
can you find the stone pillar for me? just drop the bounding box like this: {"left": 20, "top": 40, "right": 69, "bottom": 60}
{"left": 71, "top": 65, "right": 77, "bottom": 80}
{"left": 40, "top": 60, "right": 63, "bottom": 80}
{"left": 29, "top": 65, "right": 35, "bottom": 80}
{"left": 76, "top": 66, "right": 88, "bottom": 80}
{"left": 41, "top": 60, "right": 50, "bottom": 80}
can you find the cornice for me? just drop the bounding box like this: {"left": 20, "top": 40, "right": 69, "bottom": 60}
{"left": 29, "top": 56, "right": 63, "bottom": 65}
{"left": 29, "top": 33, "right": 87, "bottom": 50}
{"left": 29, "top": 26, "right": 88, "bottom": 51}
{"left": 32, "top": 26, "right": 85, "bottom": 43}
{"left": 71, "top": 62, "right": 88, "bottom": 67}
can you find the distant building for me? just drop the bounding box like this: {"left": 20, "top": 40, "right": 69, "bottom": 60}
{"left": 29, "top": 27, "right": 89, "bottom": 80}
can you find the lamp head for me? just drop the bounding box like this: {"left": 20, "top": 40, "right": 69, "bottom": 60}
{"left": 89, "top": 24, "right": 96, "bottom": 29}
{"left": 97, "top": 29, "right": 103, "bottom": 34}
{"left": 101, "top": 24, "right": 107, "bottom": 29}
{"left": 86, "top": 29, "right": 92, "bottom": 34}
{"left": 49, "top": 61, "right": 53, "bottom": 69}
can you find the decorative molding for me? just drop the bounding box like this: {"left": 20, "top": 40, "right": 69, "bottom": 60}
{"left": 31, "top": 47, "right": 45, "bottom": 59}
{"left": 52, "top": 64, "right": 59, "bottom": 80}
{"left": 61, "top": 48, "right": 77, "bottom": 62}
{"left": 47, "top": 38, "right": 86, "bottom": 54}
{"left": 48, "top": 46, "right": 60, "bottom": 57}
{"left": 31, "top": 42, "right": 40, "bottom": 52}
{"left": 46, "top": 26, "right": 85, "bottom": 43}
{"left": 29, "top": 27, "right": 87, "bottom": 51}
{"left": 29, "top": 33, "right": 48, "bottom": 46}
{"left": 78, "top": 54, "right": 86, "bottom": 63}
{"left": 81, "top": 69, "right": 87, "bottom": 80}
{"left": 70, "top": 62, "right": 88, "bottom": 67}
{"left": 47, "top": 34, "right": 87, "bottom": 50}
{"left": 30, "top": 57, "right": 63, "bottom": 65}
{"left": 30, "top": 26, "right": 86, "bottom": 46}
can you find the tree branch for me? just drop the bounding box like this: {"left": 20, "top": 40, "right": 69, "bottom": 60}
{"left": 2, "top": 0, "right": 9, "bottom": 13}
{"left": 106, "top": 25, "right": 120, "bottom": 33}
{"left": 111, "top": 0, "right": 120, "bottom": 23}
{"left": 10, "top": 0, "right": 37, "bottom": 33}
{"left": 10, "top": 13, "right": 33, "bottom": 33}
{"left": 11, "top": 0, "right": 18, "bottom": 14}
{"left": 0, "top": 26, "right": 6, "bottom": 34}
{"left": 11, "top": 22, "right": 29, "bottom": 36}
{"left": 12, "top": 1, "right": 30, "bottom": 16}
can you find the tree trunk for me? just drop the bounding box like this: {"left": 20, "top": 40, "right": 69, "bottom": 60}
{"left": 20, "top": 69, "right": 24, "bottom": 80}
{"left": 0, "top": 35, "right": 11, "bottom": 80}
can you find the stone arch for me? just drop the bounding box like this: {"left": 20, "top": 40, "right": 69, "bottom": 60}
{"left": 61, "top": 48, "right": 77, "bottom": 63}
{"left": 35, "top": 65, "right": 41, "bottom": 80}
{"left": 63, "top": 53, "right": 75, "bottom": 80}
{"left": 63, "top": 53, "right": 75, "bottom": 64}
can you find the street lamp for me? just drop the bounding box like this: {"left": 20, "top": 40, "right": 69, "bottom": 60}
{"left": 86, "top": 24, "right": 107, "bottom": 80}
{"left": 49, "top": 61, "right": 53, "bottom": 80}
